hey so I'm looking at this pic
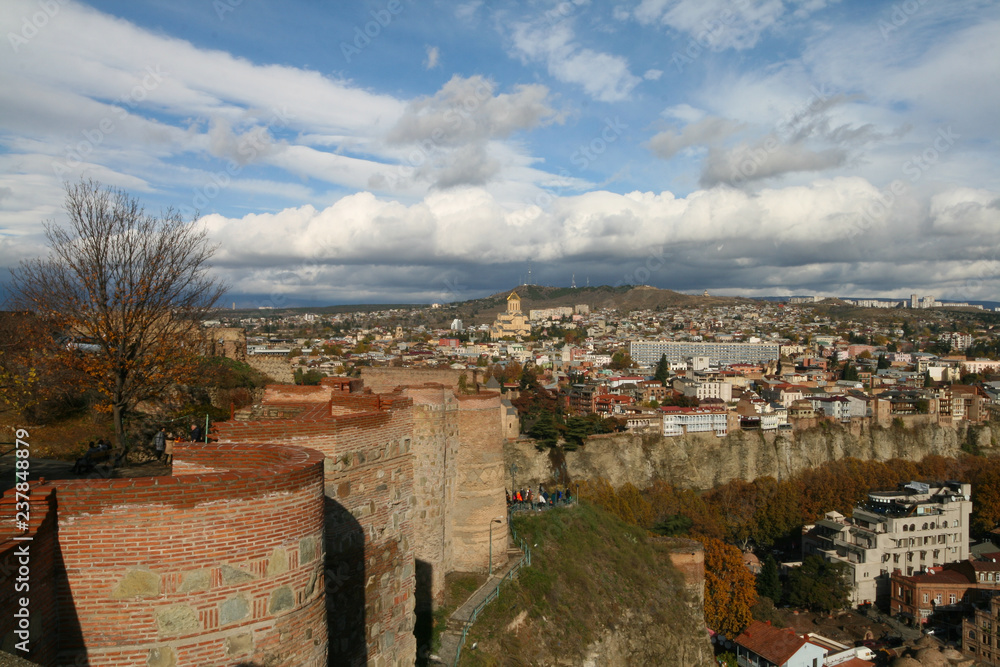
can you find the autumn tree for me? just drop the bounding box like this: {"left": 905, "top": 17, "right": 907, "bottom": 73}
{"left": 0, "top": 311, "right": 79, "bottom": 418}
{"left": 700, "top": 536, "right": 757, "bottom": 636}
{"left": 9, "top": 180, "right": 226, "bottom": 450}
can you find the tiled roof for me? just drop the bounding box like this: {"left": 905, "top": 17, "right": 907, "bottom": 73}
{"left": 734, "top": 621, "right": 808, "bottom": 664}
{"left": 836, "top": 658, "right": 875, "bottom": 667}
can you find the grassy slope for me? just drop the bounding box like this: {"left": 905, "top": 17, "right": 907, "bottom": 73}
{"left": 459, "top": 503, "right": 707, "bottom": 666}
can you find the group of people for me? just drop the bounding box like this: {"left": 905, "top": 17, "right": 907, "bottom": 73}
{"left": 71, "top": 438, "right": 112, "bottom": 473}
{"left": 506, "top": 484, "right": 572, "bottom": 511}
{"left": 153, "top": 421, "right": 204, "bottom": 463}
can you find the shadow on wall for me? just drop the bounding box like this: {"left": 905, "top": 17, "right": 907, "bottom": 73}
{"left": 413, "top": 559, "right": 434, "bottom": 666}
{"left": 325, "top": 496, "right": 367, "bottom": 667}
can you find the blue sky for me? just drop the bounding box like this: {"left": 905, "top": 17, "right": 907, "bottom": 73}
{"left": 1, "top": 0, "right": 998, "bottom": 306}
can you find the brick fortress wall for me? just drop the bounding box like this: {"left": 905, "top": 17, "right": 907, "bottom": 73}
{"left": 216, "top": 371, "right": 510, "bottom": 662}
{"left": 0, "top": 442, "right": 327, "bottom": 667}
{"left": 0, "top": 486, "right": 60, "bottom": 666}
{"left": 214, "top": 383, "right": 417, "bottom": 667}
{"left": 365, "top": 369, "right": 508, "bottom": 599}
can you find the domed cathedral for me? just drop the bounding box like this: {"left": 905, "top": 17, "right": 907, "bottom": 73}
{"left": 489, "top": 290, "right": 531, "bottom": 340}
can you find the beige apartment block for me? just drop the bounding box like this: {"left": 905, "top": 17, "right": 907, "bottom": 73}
{"left": 803, "top": 482, "right": 972, "bottom": 606}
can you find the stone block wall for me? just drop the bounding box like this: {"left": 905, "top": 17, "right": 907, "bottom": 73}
{"left": 246, "top": 355, "right": 295, "bottom": 383}
{"left": 0, "top": 442, "right": 328, "bottom": 667}
{"left": 360, "top": 368, "right": 480, "bottom": 394}
{"left": 400, "top": 385, "right": 460, "bottom": 604}
{"left": 452, "top": 393, "right": 508, "bottom": 574}
{"left": 214, "top": 392, "right": 417, "bottom": 667}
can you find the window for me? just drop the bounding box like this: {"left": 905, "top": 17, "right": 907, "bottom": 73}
{"left": 950, "top": 594, "right": 957, "bottom": 604}
{"left": 903, "top": 524, "right": 909, "bottom": 532}
{"left": 935, "top": 594, "right": 942, "bottom": 604}
{"left": 923, "top": 522, "right": 928, "bottom": 530}
{"left": 923, "top": 593, "right": 929, "bottom": 603}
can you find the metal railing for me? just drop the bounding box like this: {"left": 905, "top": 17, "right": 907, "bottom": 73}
{"left": 451, "top": 523, "right": 532, "bottom": 666}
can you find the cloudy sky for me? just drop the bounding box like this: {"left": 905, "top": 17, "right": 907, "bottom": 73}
{"left": 1, "top": 0, "right": 999, "bottom": 306}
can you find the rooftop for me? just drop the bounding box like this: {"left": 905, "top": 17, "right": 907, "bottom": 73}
{"left": 735, "top": 621, "right": 819, "bottom": 664}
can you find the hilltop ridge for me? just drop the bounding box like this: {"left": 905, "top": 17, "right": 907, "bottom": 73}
{"left": 434, "top": 285, "right": 753, "bottom": 326}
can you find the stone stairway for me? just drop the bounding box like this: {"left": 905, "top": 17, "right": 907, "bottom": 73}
{"left": 431, "top": 546, "right": 525, "bottom": 666}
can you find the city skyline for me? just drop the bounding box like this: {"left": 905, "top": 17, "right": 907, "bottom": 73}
{"left": 1, "top": 0, "right": 998, "bottom": 306}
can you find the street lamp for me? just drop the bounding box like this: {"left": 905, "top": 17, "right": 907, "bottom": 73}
{"left": 488, "top": 517, "right": 504, "bottom": 578}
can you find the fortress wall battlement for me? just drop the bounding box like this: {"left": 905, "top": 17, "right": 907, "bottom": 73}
{"left": 0, "top": 442, "right": 327, "bottom": 667}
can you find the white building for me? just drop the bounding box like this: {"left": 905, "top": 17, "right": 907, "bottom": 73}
{"left": 802, "top": 481, "right": 972, "bottom": 606}
{"left": 660, "top": 406, "right": 729, "bottom": 437}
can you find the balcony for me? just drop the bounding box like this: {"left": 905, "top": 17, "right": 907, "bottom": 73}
{"left": 834, "top": 537, "right": 871, "bottom": 554}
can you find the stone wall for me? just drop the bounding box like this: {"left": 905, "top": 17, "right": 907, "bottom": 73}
{"left": 361, "top": 367, "right": 481, "bottom": 394}
{"left": 215, "top": 371, "right": 510, "bottom": 661}
{"left": 246, "top": 355, "right": 295, "bottom": 383}
{"left": 452, "top": 393, "right": 508, "bottom": 574}
{"left": 400, "top": 385, "right": 459, "bottom": 606}
{"left": 215, "top": 393, "right": 417, "bottom": 667}
{"left": 0, "top": 442, "right": 328, "bottom": 667}
{"left": 506, "top": 422, "right": 999, "bottom": 491}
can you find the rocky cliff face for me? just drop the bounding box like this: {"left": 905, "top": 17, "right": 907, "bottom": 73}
{"left": 580, "top": 608, "right": 715, "bottom": 667}
{"left": 506, "top": 423, "right": 998, "bottom": 490}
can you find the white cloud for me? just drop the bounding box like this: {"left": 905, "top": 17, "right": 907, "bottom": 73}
{"left": 643, "top": 69, "right": 663, "bottom": 80}
{"left": 196, "top": 178, "right": 1000, "bottom": 301}
{"left": 508, "top": 22, "right": 641, "bottom": 102}
{"left": 384, "top": 75, "right": 558, "bottom": 189}
{"left": 425, "top": 45, "right": 440, "bottom": 69}
{"left": 648, "top": 116, "right": 744, "bottom": 159}
{"left": 632, "top": 0, "right": 838, "bottom": 50}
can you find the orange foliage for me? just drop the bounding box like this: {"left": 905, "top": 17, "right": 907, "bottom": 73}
{"left": 698, "top": 536, "right": 757, "bottom": 636}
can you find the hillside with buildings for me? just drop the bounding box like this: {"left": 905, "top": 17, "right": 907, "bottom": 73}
{"left": 427, "top": 284, "right": 751, "bottom": 327}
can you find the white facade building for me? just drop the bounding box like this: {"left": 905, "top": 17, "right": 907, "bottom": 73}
{"left": 802, "top": 482, "right": 972, "bottom": 606}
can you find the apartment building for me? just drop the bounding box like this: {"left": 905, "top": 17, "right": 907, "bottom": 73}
{"left": 629, "top": 340, "right": 780, "bottom": 366}
{"left": 660, "top": 405, "right": 729, "bottom": 437}
{"left": 964, "top": 593, "right": 1000, "bottom": 666}
{"left": 802, "top": 481, "right": 972, "bottom": 606}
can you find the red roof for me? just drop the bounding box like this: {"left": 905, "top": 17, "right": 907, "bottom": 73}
{"left": 735, "top": 621, "right": 809, "bottom": 664}
{"left": 837, "top": 659, "right": 875, "bottom": 667}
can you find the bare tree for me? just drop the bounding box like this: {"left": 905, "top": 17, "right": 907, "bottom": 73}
{"left": 9, "top": 180, "right": 226, "bottom": 450}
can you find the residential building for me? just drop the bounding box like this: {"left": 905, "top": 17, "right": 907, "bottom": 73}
{"left": 964, "top": 593, "right": 1000, "bottom": 666}
{"left": 660, "top": 405, "right": 729, "bottom": 437}
{"left": 629, "top": 340, "right": 780, "bottom": 366}
{"left": 802, "top": 481, "right": 972, "bottom": 606}
{"left": 890, "top": 559, "right": 1000, "bottom": 625}
{"left": 734, "top": 620, "right": 828, "bottom": 667}
{"left": 809, "top": 395, "right": 852, "bottom": 422}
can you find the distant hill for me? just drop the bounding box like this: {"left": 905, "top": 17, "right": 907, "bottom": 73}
{"left": 431, "top": 285, "right": 754, "bottom": 326}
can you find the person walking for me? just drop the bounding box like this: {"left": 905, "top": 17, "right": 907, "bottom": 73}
{"left": 189, "top": 421, "right": 203, "bottom": 443}
{"left": 153, "top": 427, "right": 167, "bottom": 461}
